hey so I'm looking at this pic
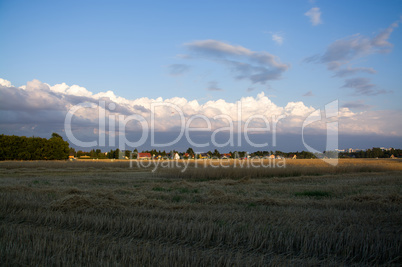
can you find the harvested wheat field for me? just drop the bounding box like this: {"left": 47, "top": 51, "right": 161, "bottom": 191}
{"left": 0, "top": 159, "right": 401, "bottom": 266}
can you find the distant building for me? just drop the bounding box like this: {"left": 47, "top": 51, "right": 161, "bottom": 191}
{"left": 138, "top": 153, "right": 152, "bottom": 160}
{"left": 184, "top": 153, "right": 194, "bottom": 159}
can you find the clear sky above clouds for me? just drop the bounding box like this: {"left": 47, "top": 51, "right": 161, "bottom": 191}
{"left": 0, "top": 0, "right": 401, "bottom": 151}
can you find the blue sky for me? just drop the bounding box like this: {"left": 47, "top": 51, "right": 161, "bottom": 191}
{"left": 0, "top": 0, "right": 401, "bottom": 151}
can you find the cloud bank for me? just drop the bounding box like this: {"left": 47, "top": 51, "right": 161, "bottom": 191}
{"left": 0, "top": 78, "right": 401, "bottom": 150}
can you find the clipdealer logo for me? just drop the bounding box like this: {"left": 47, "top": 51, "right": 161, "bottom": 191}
{"left": 64, "top": 99, "right": 340, "bottom": 167}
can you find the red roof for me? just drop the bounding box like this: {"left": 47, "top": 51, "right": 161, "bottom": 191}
{"left": 138, "top": 153, "right": 152, "bottom": 158}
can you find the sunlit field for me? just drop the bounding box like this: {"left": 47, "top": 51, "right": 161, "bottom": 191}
{"left": 1, "top": 159, "right": 401, "bottom": 266}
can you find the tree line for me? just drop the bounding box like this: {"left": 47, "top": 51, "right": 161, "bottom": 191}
{"left": 69, "top": 147, "right": 401, "bottom": 160}
{"left": 339, "top": 148, "right": 402, "bottom": 158}
{"left": 72, "top": 148, "right": 316, "bottom": 159}
{"left": 0, "top": 133, "right": 69, "bottom": 160}
{"left": 1, "top": 133, "right": 400, "bottom": 161}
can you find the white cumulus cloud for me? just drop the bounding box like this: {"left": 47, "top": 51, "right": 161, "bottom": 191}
{"left": 1, "top": 78, "right": 401, "bottom": 145}
{"left": 51, "top": 83, "right": 93, "bottom": 97}
{"left": 0, "top": 78, "right": 12, "bottom": 87}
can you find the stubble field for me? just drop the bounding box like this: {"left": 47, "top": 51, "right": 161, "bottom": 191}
{"left": 0, "top": 159, "right": 401, "bottom": 266}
